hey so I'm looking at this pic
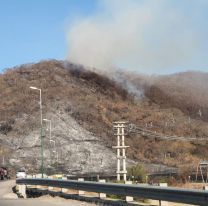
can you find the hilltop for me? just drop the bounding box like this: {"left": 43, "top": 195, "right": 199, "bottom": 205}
{"left": 0, "top": 60, "right": 208, "bottom": 175}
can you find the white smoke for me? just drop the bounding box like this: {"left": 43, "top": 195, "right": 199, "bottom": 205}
{"left": 66, "top": 0, "right": 207, "bottom": 74}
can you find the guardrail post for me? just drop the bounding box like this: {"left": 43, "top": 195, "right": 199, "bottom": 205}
{"left": 78, "top": 178, "right": 85, "bottom": 195}
{"left": 203, "top": 185, "right": 208, "bottom": 190}
{"left": 32, "top": 174, "right": 37, "bottom": 188}
{"left": 99, "top": 179, "right": 106, "bottom": 198}
{"left": 48, "top": 175, "right": 55, "bottom": 191}
{"left": 19, "top": 184, "right": 26, "bottom": 198}
{"left": 48, "top": 186, "right": 54, "bottom": 191}
{"left": 25, "top": 175, "right": 34, "bottom": 189}
{"left": 61, "top": 177, "right": 68, "bottom": 193}
{"left": 159, "top": 183, "right": 168, "bottom": 206}
{"left": 125, "top": 181, "right": 133, "bottom": 202}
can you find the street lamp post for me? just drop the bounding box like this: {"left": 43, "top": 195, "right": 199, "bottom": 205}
{"left": 30, "top": 86, "right": 44, "bottom": 178}
{"left": 50, "top": 139, "right": 56, "bottom": 150}
{"left": 43, "top": 119, "right": 52, "bottom": 165}
{"left": 50, "top": 139, "right": 58, "bottom": 172}
{"left": 43, "top": 119, "right": 55, "bottom": 164}
{"left": 43, "top": 119, "right": 51, "bottom": 140}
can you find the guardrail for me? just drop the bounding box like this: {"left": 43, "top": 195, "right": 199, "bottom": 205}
{"left": 16, "top": 178, "right": 208, "bottom": 206}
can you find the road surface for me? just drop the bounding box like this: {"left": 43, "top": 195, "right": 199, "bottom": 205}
{"left": 0, "top": 180, "right": 96, "bottom": 206}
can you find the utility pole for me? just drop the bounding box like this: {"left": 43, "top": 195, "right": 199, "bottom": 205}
{"left": 43, "top": 119, "right": 51, "bottom": 140}
{"left": 43, "top": 119, "right": 51, "bottom": 164}
{"left": 30, "top": 86, "right": 44, "bottom": 178}
{"left": 112, "top": 121, "right": 129, "bottom": 181}
{"left": 2, "top": 156, "right": 4, "bottom": 165}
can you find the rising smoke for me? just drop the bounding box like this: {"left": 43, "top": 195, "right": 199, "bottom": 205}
{"left": 66, "top": 0, "right": 206, "bottom": 74}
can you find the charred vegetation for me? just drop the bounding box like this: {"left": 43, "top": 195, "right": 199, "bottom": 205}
{"left": 0, "top": 60, "right": 208, "bottom": 169}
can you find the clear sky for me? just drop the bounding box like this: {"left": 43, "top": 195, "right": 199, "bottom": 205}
{"left": 0, "top": 0, "right": 97, "bottom": 71}
{"left": 0, "top": 0, "right": 208, "bottom": 74}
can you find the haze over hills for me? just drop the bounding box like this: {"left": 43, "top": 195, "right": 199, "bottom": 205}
{"left": 0, "top": 60, "right": 208, "bottom": 175}
{"left": 144, "top": 71, "right": 208, "bottom": 121}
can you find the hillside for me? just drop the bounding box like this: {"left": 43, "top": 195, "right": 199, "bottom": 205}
{"left": 0, "top": 60, "right": 208, "bottom": 174}
{"left": 144, "top": 71, "right": 208, "bottom": 122}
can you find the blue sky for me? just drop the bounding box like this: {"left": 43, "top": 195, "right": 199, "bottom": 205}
{"left": 0, "top": 0, "right": 97, "bottom": 71}
{"left": 0, "top": 0, "right": 208, "bottom": 74}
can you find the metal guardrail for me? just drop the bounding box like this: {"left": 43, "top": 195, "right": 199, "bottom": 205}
{"left": 16, "top": 178, "right": 208, "bottom": 205}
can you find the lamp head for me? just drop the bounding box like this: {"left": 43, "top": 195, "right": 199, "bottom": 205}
{"left": 30, "top": 86, "right": 38, "bottom": 90}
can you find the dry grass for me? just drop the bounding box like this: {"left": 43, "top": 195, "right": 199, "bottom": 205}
{"left": 1, "top": 60, "right": 208, "bottom": 169}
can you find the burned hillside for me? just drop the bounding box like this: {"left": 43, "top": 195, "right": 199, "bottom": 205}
{"left": 0, "top": 60, "right": 208, "bottom": 173}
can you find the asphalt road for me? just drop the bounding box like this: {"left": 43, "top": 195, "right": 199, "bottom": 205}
{"left": 0, "top": 198, "right": 96, "bottom": 206}
{"left": 0, "top": 180, "right": 96, "bottom": 206}
{"left": 0, "top": 180, "right": 17, "bottom": 200}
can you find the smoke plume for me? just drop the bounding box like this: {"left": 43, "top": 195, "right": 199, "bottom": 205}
{"left": 66, "top": 0, "right": 207, "bottom": 74}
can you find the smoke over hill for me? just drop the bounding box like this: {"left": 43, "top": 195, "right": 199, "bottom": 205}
{"left": 66, "top": 0, "right": 207, "bottom": 74}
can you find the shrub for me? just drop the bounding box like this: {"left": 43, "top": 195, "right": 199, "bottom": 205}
{"left": 127, "top": 165, "right": 147, "bottom": 183}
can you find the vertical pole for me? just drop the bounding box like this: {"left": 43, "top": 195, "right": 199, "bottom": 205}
{"left": 122, "top": 124, "right": 126, "bottom": 181}
{"left": 2, "top": 156, "right": 4, "bottom": 165}
{"left": 49, "top": 120, "right": 51, "bottom": 141}
{"left": 40, "top": 89, "right": 44, "bottom": 178}
{"left": 196, "top": 165, "right": 199, "bottom": 181}
{"left": 49, "top": 121, "right": 52, "bottom": 166}
{"left": 56, "top": 152, "right": 59, "bottom": 162}
{"left": 40, "top": 89, "right": 42, "bottom": 126}
{"left": 200, "top": 166, "right": 205, "bottom": 183}
{"left": 56, "top": 151, "right": 59, "bottom": 172}
{"left": 41, "top": 127, "right": 44, "bottom": 178}
{"left": 117, "top": 124, "right": 120, "bottom": 181}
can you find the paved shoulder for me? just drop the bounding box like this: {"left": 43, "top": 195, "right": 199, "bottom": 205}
{"left": 0, "top": 180, "right": 17, "bottom": 199}
{"left": 0, "top": 196, "right": 97, "bottom": 206}
{"left": 0, "top": 181, "right": 96, "bottom": 206}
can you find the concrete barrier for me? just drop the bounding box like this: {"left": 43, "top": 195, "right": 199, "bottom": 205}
{"left": 18, "top": 184, "right": 26, "bottom": 198}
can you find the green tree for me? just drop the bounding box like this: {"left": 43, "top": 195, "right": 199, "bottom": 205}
{"left": 127, "top": 165, "right": 147, "bottom": 183}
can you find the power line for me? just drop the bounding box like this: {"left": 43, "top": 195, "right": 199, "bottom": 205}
{"left": 127, "top": 124, "right": 208, "bottom": 142}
